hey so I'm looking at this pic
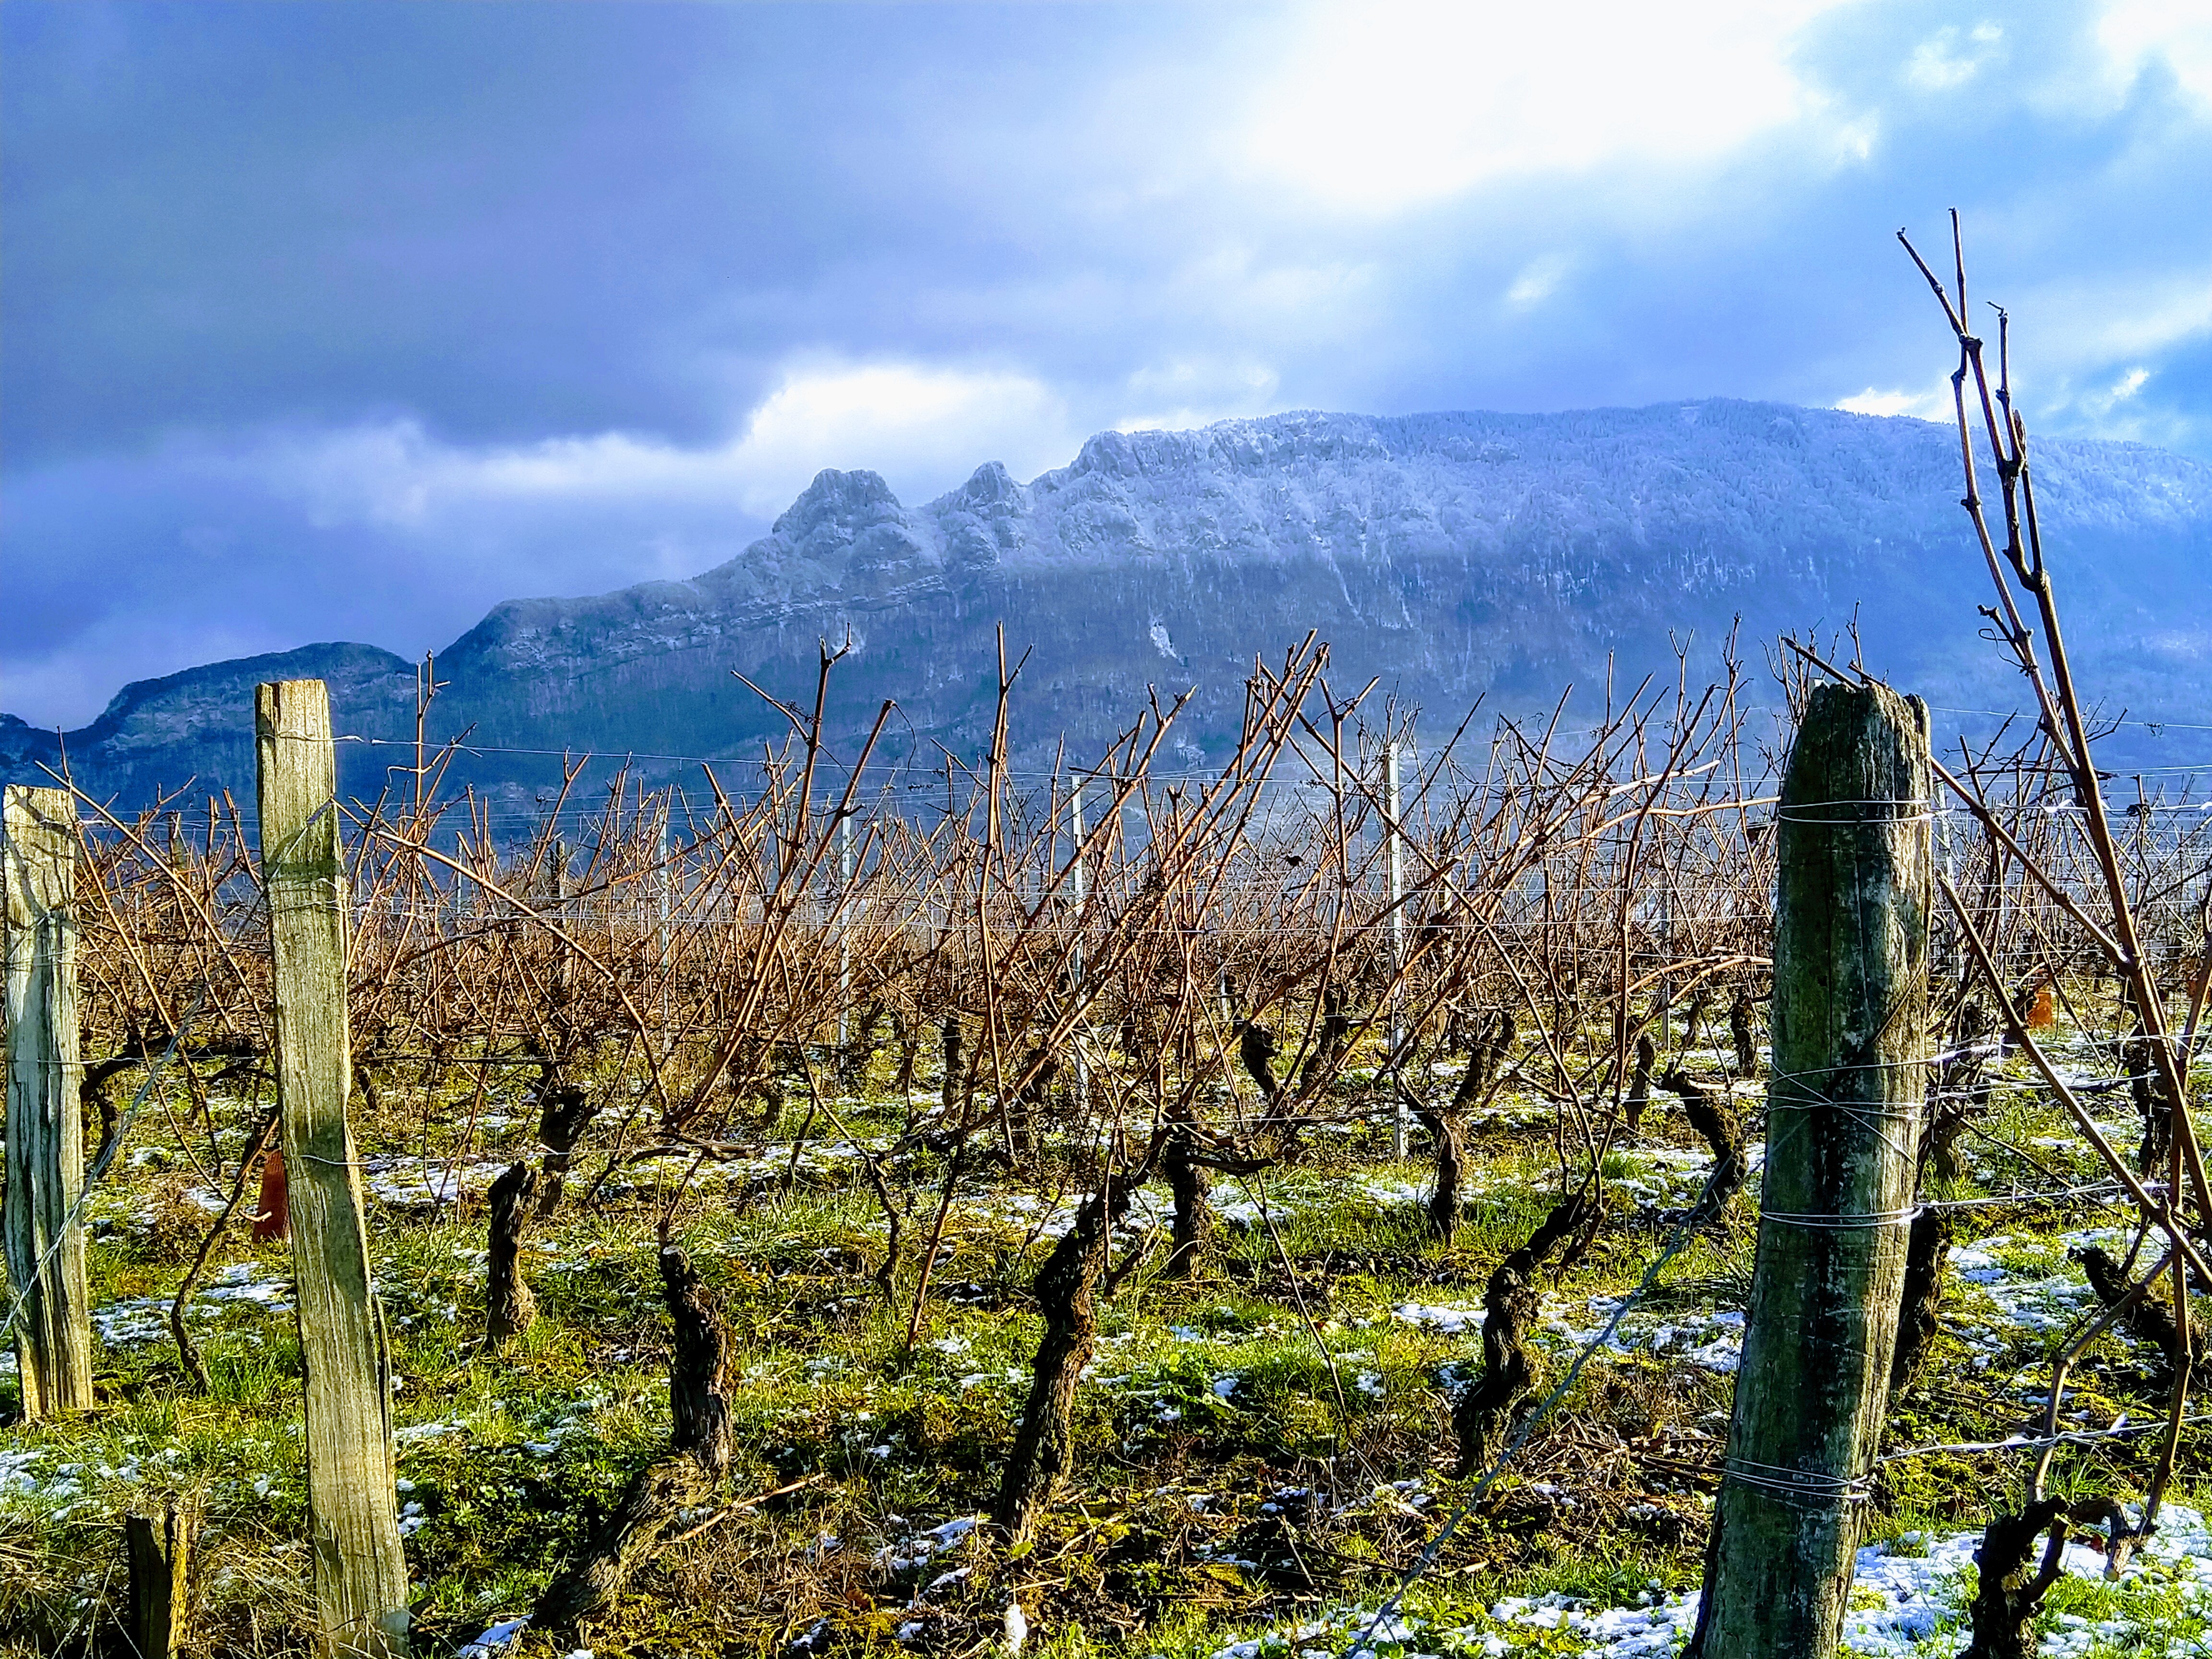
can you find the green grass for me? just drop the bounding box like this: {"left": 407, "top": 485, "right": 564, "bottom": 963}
{"left": 2, "top": 1039, "right": 2202, "bottom": 1657}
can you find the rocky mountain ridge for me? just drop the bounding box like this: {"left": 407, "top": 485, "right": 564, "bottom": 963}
{"left": 11, "top": 399, "right": 2212, "bottom": 809}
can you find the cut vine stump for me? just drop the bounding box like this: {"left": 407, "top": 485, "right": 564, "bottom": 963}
{"left": 1689, "top": 681, "right": 1932, "bottom": 1658}
{"left": 485, "top": 1162, "right": 538, "bottom": 1348}
{"left": 531, "top": 1246, "right": 732, "bottom": 1632}
{"left": 258, "top": 680, "right": 410, "bottom": 1658}
{"left": 121, "top": 1498, "right": 199, "bottom": 1658}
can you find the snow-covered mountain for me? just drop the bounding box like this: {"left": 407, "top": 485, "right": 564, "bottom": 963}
{"left": 11, "top": 400, "right": 2212, "bottom": 806}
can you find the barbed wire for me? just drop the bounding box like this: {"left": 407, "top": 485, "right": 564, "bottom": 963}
{"left": 0, "top": 970, "right": 218, "bottom": 1354}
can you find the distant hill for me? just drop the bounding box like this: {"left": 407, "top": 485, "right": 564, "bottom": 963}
{"left": 11, "top": 399, "right": 2212, "bottom": 811}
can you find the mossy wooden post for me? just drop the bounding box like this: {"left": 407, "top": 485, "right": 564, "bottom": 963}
{"left": 257, "top": 680, "right": 410, "bottom": 1658}
{"left": 3, "top": 784, "right": 95, "bottom": 1417}
{"left": 1694, "top": 682, "right": 1931, "bottom": 1657}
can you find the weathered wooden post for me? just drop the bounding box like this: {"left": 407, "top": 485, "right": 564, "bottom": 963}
{"left": 548, "top": 836, "right": 574, "bottom": 1003}
{"left": 1386, "top": 744, "right": 1408, "bottom": 1158}
{"left": 835, "top": 803, "right": 854, "bottom": 1047}
{"left": 257, "top": 680, "right": 411, "bottom": 1658}
{"left": 1068, "top": 773, "right": 1090, "bottom": 1118}
{"left": 1691, "top": 682, "right": 1931, "bottom": 1657}
{"left": 122, "top": 1497, "right": 199, "bottom": 1658}
{"left": 660, "top": 808, "right": 675, "bottom": 1036}
{"left": 3, "top": 783, "right": 96, "bottom": 1416}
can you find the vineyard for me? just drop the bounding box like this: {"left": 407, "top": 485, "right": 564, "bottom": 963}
{"left": 5, "top": 239, "right": 2212, "bottom": 1659}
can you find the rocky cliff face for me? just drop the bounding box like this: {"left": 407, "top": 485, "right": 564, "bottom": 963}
{"left": 12, "top": 400, "right": 2212, "bottom": 809}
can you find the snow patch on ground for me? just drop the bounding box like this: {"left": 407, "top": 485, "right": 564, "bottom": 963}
{"left": 1393, "top": 1295, "right": 1745, "bottom": 1373}
{"left": 1487, "top": 1503, "right": 2212, "bottom": 1653}
{"left": 1190, "top": 1505, "right": 2212, "bottom": 1656}
{"left": 458, "top": 1617, "right": 529, "bottom": 1657}
{"left": 91, "top": 1260, "right": 295, "bottom": 1347}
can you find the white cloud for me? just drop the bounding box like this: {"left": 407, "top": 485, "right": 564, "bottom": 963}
{"left": 2096, "top": 0, "right": 2212, "bottom": 109}
{"left": 727, "top": 363, "right": 1072, "bottom": 511}
{"left": 1505, "top": 254, "right": 1574, "bottom": 309}
{"left": 2067, "top": 275, "right": 2212, "bottom": 362}
{"left": 1989, "top": 269, "right": 2212, "bottom": 421}
{"left": 1906, "top": 23, "right": 2004, "bottom": 92}
{"left": 1114, "top": 358, "right": 1281, "bottom": 433}
{"left": 256, "top": 361, "right": 1078, "bottom": 531}
{"left": 2056, "top": 365, "right": 2160, "bottom": 431}
{"left": 1835, "top": 385, "right": 1950, "bottom": 420}
{"left": 1827, "top": 114, "right": 1880, "bottom": 163}
{"left": 1980, "top": 269, "right": 2212, "bottom": 447}
{"left": 1241, "top": 0, "right": 1864, "bottom": 212}
{"left": 1840, "top": 260, "right": 2209, "bottom": 443}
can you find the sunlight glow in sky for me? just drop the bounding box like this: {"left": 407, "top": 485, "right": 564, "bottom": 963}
{"left": 1244, "top": 0, "right": 1859, "bottom": 210}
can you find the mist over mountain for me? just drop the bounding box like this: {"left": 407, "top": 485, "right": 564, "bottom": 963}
{"left": 11, "top": 399, "right": 2212, "bottom": 811}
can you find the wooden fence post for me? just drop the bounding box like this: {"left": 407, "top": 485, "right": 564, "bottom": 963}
{"left": 1069, "top": 774, "right": 1090, "bottom": 1118}
{"left": 1692, "top": 682, "right": 1931, "bottom": 1656}
{"left": 257, "top": 680, "right": 411, "bottom": 1658}
{"left": 3, "top": 783, "right": 96, "bottom": 1416}
{"left": 1386, "top": 743, "right": 1408, "bottom": 1159}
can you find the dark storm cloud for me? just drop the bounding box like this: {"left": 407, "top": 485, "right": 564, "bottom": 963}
{"left": 6, "top": 0, "right": 2210, "bottom": 726}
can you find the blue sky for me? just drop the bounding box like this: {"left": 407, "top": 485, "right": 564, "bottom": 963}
{"left": 6, "top": 0, "right": 2211, "bottom": 727}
